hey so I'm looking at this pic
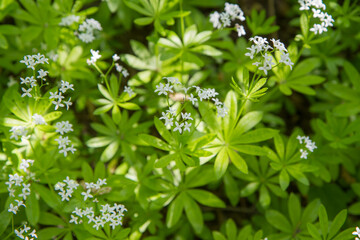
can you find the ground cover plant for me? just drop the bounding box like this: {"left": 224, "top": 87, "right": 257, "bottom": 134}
{"left": 0, "top": 0, "right": 360, "bottom": 239}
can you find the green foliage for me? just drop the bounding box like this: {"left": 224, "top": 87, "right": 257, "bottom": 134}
{"left": 0, "top": 0, "right": 359, "bottom": 239}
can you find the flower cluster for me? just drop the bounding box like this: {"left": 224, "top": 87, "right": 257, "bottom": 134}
{"left": 78, "top": 18, "right": 102, "bottom": 43}
{"left": 10, "top": 126, "right": 28, "bottom": 141}
{"left": 32, "top": 114, "right": 47, "bottom": 125}
{"left": 245, "top": 36, "right": 294, "bottom": 75}
{"left": 87, "top": 49, "right": 101, "bottom": 66}
{"left": 49, "top": 80, "right": 74, "bottom": 110}
{"left": 55, "top": 177, "right": 108, "bottom": 202}
{"left": 59, "top": 15, "right": 80, "bottom": 26}
{"left": 70, "top": 203, "right": 127, "bottom": 230}
{"left": 6, "top": 159, "right": 35, "bottom": 215}
{"left": 297, "top": 135, "right": 317, "bottom": 159}
{"left": 353, "top": 226, "right": 360, "bottom": 240}
{"left": 14, "top": 223, "right": 37, "bottom": 240}
{"left": 54, "top": 120, "right": 75, "bottom": 157}
{"left": 19, "top": 53, "right": 49, "bottom": 98}
{"left": 155, "top": 77, "right": 228, "bottom": 134}
{"left": 209, "top": 2, "right": 246, "bottom": 37}
{"left": 54, "top": 176, "right": 79, "bottom": 201}
{"left": 115, "top": 63, "right": 129, "bottom": 78}
{"left": 298, "top": 0, "right": 334, "bottom": 34}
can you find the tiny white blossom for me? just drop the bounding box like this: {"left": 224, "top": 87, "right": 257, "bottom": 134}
{"left": 32, "top": 114, "right": 47, "bottom": 125}
{"left": 124, "top": 86, "right": 134, "bottom": 97}
{"left": 173, "top": 122, "right": 184, "bottom": 134}
{"left": 21, "top": 88, "right": 32, "bottom": 98}
{"left": 112, "top": 54, "right": 120, "bottom": 61}
{"left": 81, "top": 189, "right": 93, "bottom": 201}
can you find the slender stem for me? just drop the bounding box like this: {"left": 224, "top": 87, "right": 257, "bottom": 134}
{"left": 179, "top": 0, "right": 185, "bottom": 84}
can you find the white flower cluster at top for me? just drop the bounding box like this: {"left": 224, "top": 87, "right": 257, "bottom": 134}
{"left": 54, "top": 121, "right": 75, "bottom": 157}
{"left": 49, "top": 80, "right": 74, "bottom": 110}
{"left": 14, "top": 223, "right": 37, "bottom": 240}
{"left": 245, "top": 37, "right": 294, "bottom": 75}
{"left": 297, "top": 135, "right": 317, "bottom": 159}
{"left": 113, "top": 53, "right": 129, "bottom": 78}
{"left": 54, "top": 177, "right": 126, "bottom": 230}
{"left": 298, "top": 0, "right": 334, "bottom": 34}
{"left": 70, "top": 203, "right": 127, "bottom": 230}
{"left": 210, "top": 2, "right": 246, "bottom": 37}
{"left": 19, "top": 53, "right": 49, "bottom": 98}
{"left": 59, "top": 15, "right": 102, "bottom": 43}
{"left": 155, "top": 77, "right": 228, "bottom": 134}
{"left": 353, "top": 226, "right": 360, "bottom": 240}
{"left": 6, "top": 159, "right": 36, "bottom": 215}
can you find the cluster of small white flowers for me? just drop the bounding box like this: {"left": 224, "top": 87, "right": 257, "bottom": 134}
{"left": 6, "top": 163, "right": 35, "bottom": 214}
{"left": 54, "top": 120, "right": 75, "bottom": 156}
{"left": 297, "top": 135, "right": 317, "bottom": 159}
{"left": 54, "top": 176, "right": 79, "bottom": 201}
{"left": 59, "top": 15, "right": 80, "bottom": 26}
{"left": 298, "top": 0, "right": 334, "bottom": 34}
{"left": 353, "top": 226, "right": 360, "bottom": 240}
{"left": 19, "top": 53, "right": 49, "bottom": 98}
{"left": 70, "top": 203, "right": 127, "bottom": 230}
{"left": 245, "top": 36, "right": 294, "bottom": 75}
{"left": 32, "top": 114, "right": 47, "bottom": 125}
{"left": 19, "top": 53, "right": 49, "bottom": 70}
{"left": 210, "top": 3, "right": 246, "bottom": 37}
{"left": 156, "top": 77, "right": 228, "bottom": 133}
{"left": 78, "top": 18, "right": 102, "bottom": 43}
{"left": 124, "top": 86, "right": 134, "bottom": 97}
{"left": 55, "top": 121, "right": 73, "bottom": 135}
{"left": 14, "top": 223, "right": 37, "bottom": 240}
{"left": 49, "top": 80, "right": 74, "bottom": 110}
{"left": 115, "top": 63, "right": 129, "bottom": 78}
{"left": 10, "top": 126, "right": 28, "bottom": 141}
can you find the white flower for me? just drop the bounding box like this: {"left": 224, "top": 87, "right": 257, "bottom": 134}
{"left": 210, "top": 11, "right": 221, "bottom": 29}
{"left": 21, "top": 88, "right": 32, "bottom": 98}
{"left": 10, "top": 126, "right": 28, "bottom": 141}
{"left": 188, "top": 94, "right": 198, "bottom": 105}
{"left": 37, "top": 69, "right": 49, "bottom": 79}
{"left": 79, "top": 32, "right": 95, "bottom": 43}
{"left": 224, "top": 2, "right": 245, "bottom": 21}
{"left": 122, "top": 69, "right": 129, "bottom": 78}
{"left": 279, "top": 52, "right": 294, "bottom": 70}
{"left": 166, "top": 107, "right": 176, "bottom": 116}
{"left": 183, "top": 122, "right": 191, "bottom": 132}
{"left": 112, "top": 54, "right": 120, "bottom": 61}
{"left": 164, "top": 77, "right": 181, "bottom": 85}
{"left": 89, "top": 49, "right": 101, "bottom": 64}
{"left": 154, "top": 83, "right": 167, "bottom": 96}
{"left": 59, "top": 15, "right": 80, "bottom": 26}
{"left": 181, "top": 112, "right": 193, "bottom": 121}
{"left": 124, "top": 86, "right": 134, "bottom": 97}
{"left": 55, "top": 121, "right": 73, "bottom": 135}
{"left": 173, "top": 122, "right": 184, "bottom": 134}
{"left": 353, "top": 227, "right": 360, "bottom": 237}
{"left": 220, "top": 12, "right": 231, "bottom": 27}
{"left": 69, "top": 215, "right": 79, "bottom": 224}
{"left": 217, "top": 105, "right": 228, "bottom": 117}
{"left": 81, "top": 189, "right": 93, "bottom": 201}
{"left": 59, "top": 80, "right": 74, "bottom": 93}
{"left": 32, "top": 114, "right": 47, "bottom": 125}
{"left": 270, "top": 38, "right": 287, "bottom": 52}
{"left": 245, "top": 45, "right": 257, "bottom": 59}
{"left": 19, "top": 159, "right": 34, "bottom": 172}
{"left": 63, "top": 98, "right": 73, "bottom": 110}
{"left": 235, "top": 24, "right": 246, "bottom": 37}
{"left": 159, "top": 112, "right": 174, "bottom": 127}
{"left": 212, "top": 98, "right": 223, "bottom": 106}
{"left": 300, "top": 148, "right": 308, "bottom": 159}
{"left": 115, "top": 63, "right": 123, "bottom": 72}
{"left": 8, "top": 203, "right": 19, "bottom": 214}
{"left": 52, "top": 100, "right": 64, "bottom": 110}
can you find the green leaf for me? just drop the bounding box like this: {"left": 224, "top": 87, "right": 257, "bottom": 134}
{"left": 0, "top": 25, "right": 20, "bottom": 35}
{"left": 224, "top": 173, "right": 240, "bottom": 206}
{"left": 155, "top": 153, "right": 176, "bottom": 168}
{"left": 43, "top": 111, "right": 62, "bottom": 122}
{"left": 300, "top": 13, "right": 309, "bottom": 39}
{"left": 26, "top": 189, "right": 40, "bottom": 225}
{"left": 87, "top": 137, "right": 113, "bottom": 148}
{"left": 134, "top": 17, "right": 153, "bottom": 25}
{"left": 0, "top": 209, "right": 11, "bottom": 235}
{"left": 0, "top": 33, "right": 8, "bottom": 49}
{"left": 259, "top": 185, "right": 270, "bottom": 207}
{"left": 231, "top": 145, "right": 267, "bottom": 156}
{"left": 302, "top": 199, "right": 321, "bottom": 224}
{"left": 82, "top": 162, "right": 94, "bottom": 182}
{"left": 183, "top": 192, "right": 203, "bottom": 234}
{"left": 241, "top": 182, "right": 260, "bottom": 197}
{"left": 288, "top": 193, "right": 301, "bottom": 226}
{"left": 349, "top": 202, "right": 360, "bottom": 215}
{"left": 228, "top": 149, "right": 248, "bottom": 174}
{"left": 307, "top": 223, "right": 322, "bottom": 240}
{"left": 328, "top": 209, "right": 347, "bottom": 239}
{"left": 32, "top": 183, "right": 61, "bottom": 209}
{"left": 233, "top": 111, "right": 263, "bottom": 136}
{"left": 233, "top": 128, "right": 278, "bottom": 144}
{"left": 213, "top": 231, "right": 227, "bottom": 240}
{"left": 140, "top": 134, "right": 171, "bottom": 151}
{"left": 94, "top": 161, "right": 106, "bottom": 179}
{"left": 154, "top": 117, "right": 173, "bottom": 144}
{"left": 38, "top": 212, "right": 66, "bottom": 226}
{"left": 187, "top": 189, "right": 225, "bottom": 208}
{"left": 100, "top": 141, "right": 119, "bottom": 162}
{"left": 214, "top": 148, "right": 229, "bottom": 178}
{"left": 37, "top": 227, "right": 67, "bottom": 240}
{"left": 191, "top": 45, "right": 222, "bottom": 56}
{"left": 118, "top": 102, "right": 140, "bottom": 110}
{"left": 319, "top": 205, "right": 329, "bottom": 239}
{"left": 344, "top": 61, "right": 360, "bottom": 90}
{"left": 98, "top": 84, "right": 113, "bottom": 100}
{"left": 279, "top": 169, "right": 290, "bottom": 191}
{"left": 274, "top": 134, "right": 285, "bottom": 160}
{"left": 166, "top": 193, "right": 184, "bottom": 228}
{"left": 265, "top": 209, "right": 292, "bottom": 233}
